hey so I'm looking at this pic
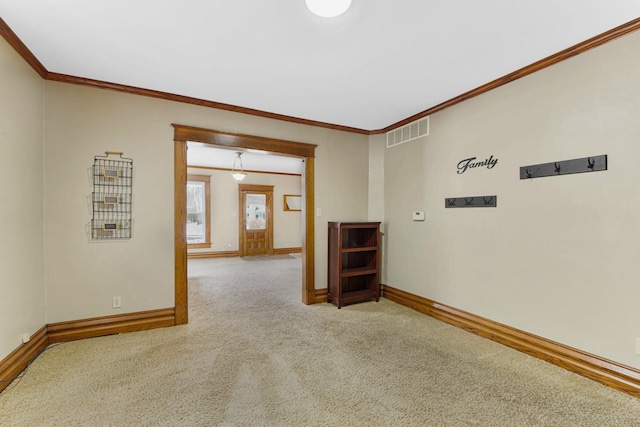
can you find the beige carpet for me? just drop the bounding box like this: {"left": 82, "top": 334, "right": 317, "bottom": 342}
{"left": 2, "top": 254, "right": 640, "bottom": 426}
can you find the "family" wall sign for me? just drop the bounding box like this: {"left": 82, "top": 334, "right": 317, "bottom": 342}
{"left": 457, "top": 155, "right": 498, "bottom": 174}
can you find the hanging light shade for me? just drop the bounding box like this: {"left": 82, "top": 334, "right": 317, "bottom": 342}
{"left": 305, "top": 0, "right": 352, "bottom": 17}
{"left": 231, "top": 151, "right": 247, "bottom": 181}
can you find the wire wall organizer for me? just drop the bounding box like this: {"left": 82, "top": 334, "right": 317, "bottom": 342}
{"left": 91, "top": 152, "right": 133, "bottom": 240}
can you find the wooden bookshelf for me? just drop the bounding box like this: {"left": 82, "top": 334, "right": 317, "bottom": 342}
{"left": 327, "top": 222, "right": 381, "bottom": 309}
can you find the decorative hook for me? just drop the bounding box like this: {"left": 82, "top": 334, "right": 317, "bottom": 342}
{"left": 526, "top": 168, "right": 534, "bottom": 178}
{"left": 587, "top": 157, "right": 595, "bottom": 170}
{"left": 483, "top": 196, "right": 494, "bottom": 205}
{"left": 554, "top": 162, "right": 561, "bottom": 174}
{"left": 464, "top": 198, "right": 474, "bottom": 206}
{"left": 447, "top": 198, "right": 456, "bottom": 206}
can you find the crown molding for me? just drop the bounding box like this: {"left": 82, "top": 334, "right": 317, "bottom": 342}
{"left": 45, "top": 72, "right": 370, "bottom": 135}
{"left": 371, "top": 17, "right": 640, "bottom": 134}
{"left": 1, "top": 16, "right": 639, "bottom": 135}
{"left": 0, "top": 17, "right": 47, "bottom": 78}
{"left": 0, "top": 17, "right": 368, "bottom": 135}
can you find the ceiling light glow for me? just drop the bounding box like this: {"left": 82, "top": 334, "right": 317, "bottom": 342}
{"left": 305, "top": 0, "right": 352, "bottom": 18}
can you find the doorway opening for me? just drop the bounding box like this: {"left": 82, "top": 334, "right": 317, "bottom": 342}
{"left": 173, "top": 124, "right": 317, "bottom": 325}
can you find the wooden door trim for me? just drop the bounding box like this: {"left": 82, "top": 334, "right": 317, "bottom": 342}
{"left": 302, "top": 157, "right": 315, "bottom": 305}
{"left": 238, "top": 184, "right": 274, "bottom": 257}
{"left": 174, "top": 125, "right": 317, "bottom": 158}
{"left": 174, "top": 124, "right": 317, "bottom": 325}
{"left": 174, "top": 139, "right": 188, "bottom": 324}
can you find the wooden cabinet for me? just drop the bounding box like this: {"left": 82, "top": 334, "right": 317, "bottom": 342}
{"left": 327, "top": 222, "right": 381, "bottom": 309}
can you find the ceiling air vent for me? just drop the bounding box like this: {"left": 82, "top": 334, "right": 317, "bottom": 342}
{"left": 386, "top": 117, "right": 429, "bottom": 148}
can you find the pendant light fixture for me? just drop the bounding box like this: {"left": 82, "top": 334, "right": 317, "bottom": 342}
{"left": 305, "top": 0, "right": 352, "bottom": 18}
{"left": 231, "top": 151, "right": 247, "bottom": 181}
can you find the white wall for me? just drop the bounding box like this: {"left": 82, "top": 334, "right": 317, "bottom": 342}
{"left": 380, "top": 30, "right": 640, "bottom": 368}
{"left": 0, "top": 38, "right": 45, "bottom": 360}
{"left": 187, "top": 168, "right": 302, "bottom": 252}
{"left": 43, "top": 81, "right": 369, "bottom": 323}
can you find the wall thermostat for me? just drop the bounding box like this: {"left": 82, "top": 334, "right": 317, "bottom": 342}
{"left": 412, "top": 211, "right": 425, "bottom": 221}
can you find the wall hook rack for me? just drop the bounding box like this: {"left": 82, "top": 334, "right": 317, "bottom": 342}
{"left": 520, "top": 155, "right": 607, "bottom": 179}
{"left": 445, "top": 195, "right": 497, "bottom": 208}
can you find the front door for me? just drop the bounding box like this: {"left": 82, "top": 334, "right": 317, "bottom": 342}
{"left": 239, "top": 184, "right": 273, "bottom": 257}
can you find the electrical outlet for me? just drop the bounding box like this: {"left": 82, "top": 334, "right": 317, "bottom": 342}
{"left": 21, "top": 333, "right": 30, "bottom": 344}
{"left": 112, "top": 296, "right": 122, "bottom": 309}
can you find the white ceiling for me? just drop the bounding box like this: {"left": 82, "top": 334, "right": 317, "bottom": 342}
{"left": 1, "top": 1, "right": 639, "bottom": 131}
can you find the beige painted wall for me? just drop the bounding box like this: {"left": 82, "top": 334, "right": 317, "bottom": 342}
{"left": 368, "top": 134, "right": 386, "bottom": 281}
{"left": 186, "top": 168, "right": 302, "bottom": 252}
{"left": 43, "top": 81, "right": 369, "bottom": 323}
{"left": 380, "top": 30, "right": 640, "bottom": 368}
{"left": 368, "top": 135, "right": 385, "bottom": 223}
{"left": 0, "top": 38, "right": 45, "bottom": 360}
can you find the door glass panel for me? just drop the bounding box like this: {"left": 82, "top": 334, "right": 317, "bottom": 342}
{"left": 246, "top": 193, "right": 266, "bottom": 230}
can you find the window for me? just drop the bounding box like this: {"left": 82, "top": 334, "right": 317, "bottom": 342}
{"left": 245, "top": 193, "right": 266, "bottom": 230}
{"left": 186, "top": 174, "right": 211, "bottom": 248}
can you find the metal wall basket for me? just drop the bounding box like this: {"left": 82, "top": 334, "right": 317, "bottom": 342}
{"left": 90, "top": 152, "right": 133, "bottom": 240}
